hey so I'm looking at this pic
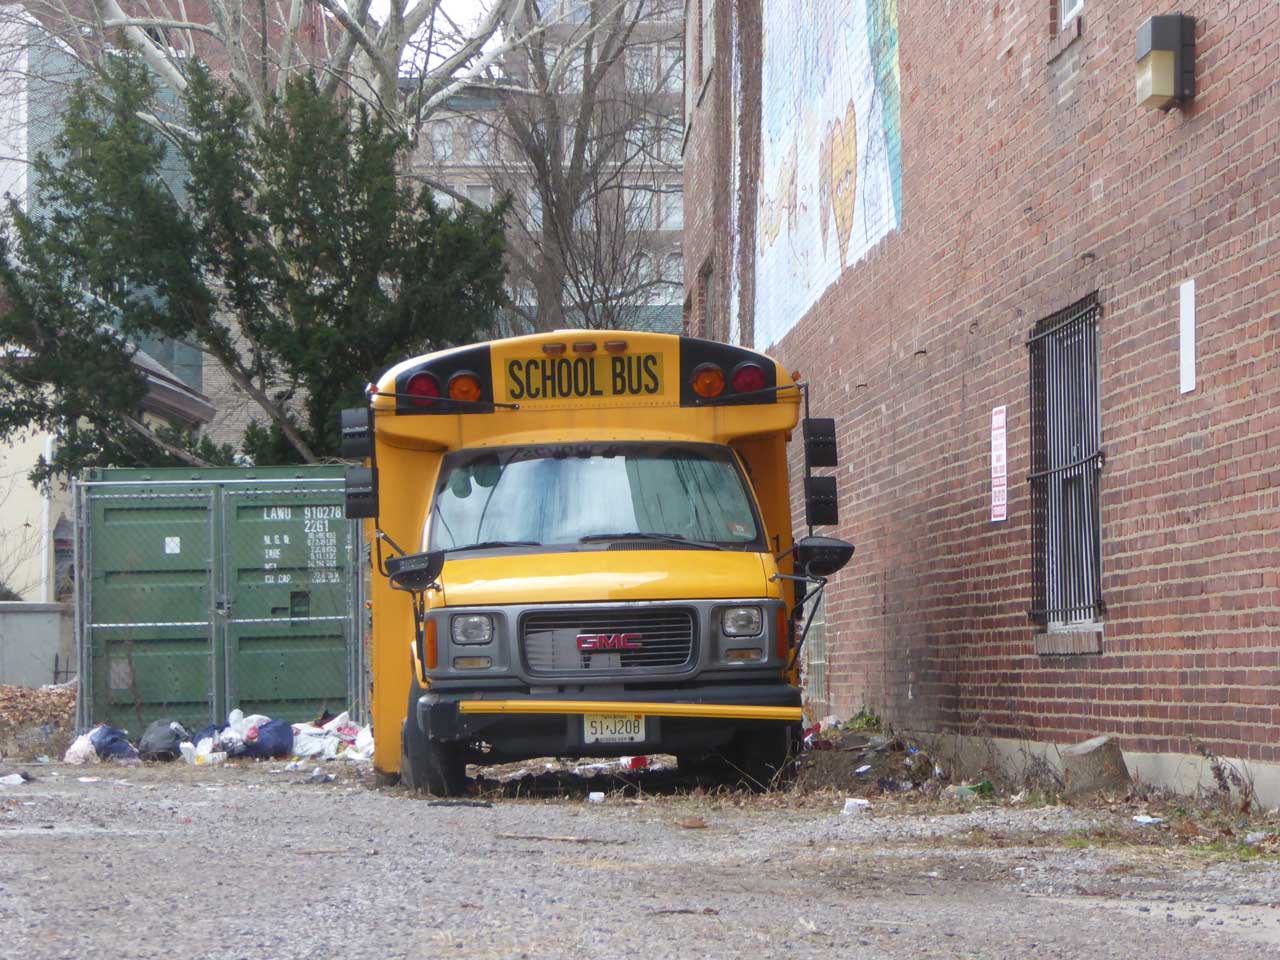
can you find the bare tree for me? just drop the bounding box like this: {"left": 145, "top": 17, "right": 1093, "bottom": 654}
{"left": 0, "top": 0, "right": 629, "bottom": 147}
{"left": 413, "top": 0, "right": 684, "bottom": 331}
{"left": 0, "top": 1, "right": 637, "bottom": 469}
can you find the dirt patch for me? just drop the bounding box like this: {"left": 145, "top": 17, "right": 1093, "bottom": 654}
{"left": 797, "top": 727, "right": 950, "bottom": 797}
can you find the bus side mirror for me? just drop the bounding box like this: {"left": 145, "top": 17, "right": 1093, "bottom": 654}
{"left": 803, "top": 417, "right": 838, "bottom": 468}
{"left": 340, "top": 407, "right": 372, "bottom": 459}
{"left": 794, "top": 535, "right": 854, "bottom": 578}
{"left": 344, "top": 466, "right": 378, "bottom": 519}
{"left": 804, "top": 475, "right": 838, "bottom": 527}
{"left": 386, "top": 551, "right": 445, "bottom": 593}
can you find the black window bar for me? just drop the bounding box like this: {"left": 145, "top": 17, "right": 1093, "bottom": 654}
{"left": 1027, "top": 294, "right": 1104, "bottom": 626}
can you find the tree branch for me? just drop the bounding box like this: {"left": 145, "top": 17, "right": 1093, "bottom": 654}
{"left": 124, "top": 415, "right": 213, "bottom": 466}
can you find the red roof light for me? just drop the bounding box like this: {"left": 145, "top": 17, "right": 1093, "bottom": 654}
{"left": 731, "top": 363, "right": 767, "bottom": 394}
{"left": 405, "top": 371, "right": 441, "bottom": 406}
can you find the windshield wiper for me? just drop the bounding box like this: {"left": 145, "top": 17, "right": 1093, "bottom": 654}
{"left": 579, "top": 532, "right": 725, "bottom": 551}
{"left": 446, "top": 540, "right": 542, "bottom": 553}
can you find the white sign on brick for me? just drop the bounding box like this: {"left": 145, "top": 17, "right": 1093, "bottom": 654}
{"left": 991, "top": 406, "right": 1007, "bottom": 523}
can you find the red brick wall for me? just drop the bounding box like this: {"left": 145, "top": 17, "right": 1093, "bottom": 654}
{"left": 687, "top": 0, "right": 1280, "bottom": 761}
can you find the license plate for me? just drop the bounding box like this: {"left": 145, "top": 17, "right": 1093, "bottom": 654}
{"left": 503, "top": 354, "right": 664, "bottom": 403}
{"left": 583, "top": 713, "right": 646, "bottom": 744}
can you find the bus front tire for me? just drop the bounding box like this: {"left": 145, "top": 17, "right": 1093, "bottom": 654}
{"left": 726, "top": 723, "right": 800, "bottom": 792}
{"left": 401, "top": 682, "right": 467, "bottom": 797}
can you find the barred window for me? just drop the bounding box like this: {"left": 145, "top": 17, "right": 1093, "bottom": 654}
{"left": 1027, "top": 294, "right": 1104, "bottom": 626}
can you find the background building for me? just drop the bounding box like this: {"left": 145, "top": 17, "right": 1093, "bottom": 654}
{"left": 0, "top": 11, "right": 212, "bottom": 603}
{"left": 411, "top": 0, "right": 684, "bottom": 333}
{"left": 684, "top": 0, "right": 1280, "bottom": 794}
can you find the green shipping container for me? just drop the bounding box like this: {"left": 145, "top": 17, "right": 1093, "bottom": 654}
{"left": 74, "top": 467, "right": 366, "bottom": 736}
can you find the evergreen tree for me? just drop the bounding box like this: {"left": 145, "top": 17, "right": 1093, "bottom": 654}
{"left": 0, "top": 57, "right": 508, "bottom": 485}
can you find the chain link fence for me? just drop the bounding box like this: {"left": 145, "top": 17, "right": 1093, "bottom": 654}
{"left": 73, "top": 472, "right": 367, "bottom": 736}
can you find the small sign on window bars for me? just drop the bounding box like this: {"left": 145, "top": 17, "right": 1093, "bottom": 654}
{"left": 991, "top": 406, "right": 1008, "bottom": 522}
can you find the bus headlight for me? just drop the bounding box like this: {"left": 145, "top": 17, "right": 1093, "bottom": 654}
{"left": 451, "top": 614, "right": 494, "bottom": 645}
{"left": 721, "top": 606, "right": 763, "bottom": 637}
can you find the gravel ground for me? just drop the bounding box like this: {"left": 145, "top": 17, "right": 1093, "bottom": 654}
{"left": 3, "top": 761, "right": 1280, "bottom": 959}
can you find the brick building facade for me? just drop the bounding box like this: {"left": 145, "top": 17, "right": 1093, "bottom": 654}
{"left": 684, "top": 0, "right": 1280, "bottom": 781}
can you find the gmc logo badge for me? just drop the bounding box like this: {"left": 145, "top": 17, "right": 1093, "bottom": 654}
{"left": 576, "top": 632, "right": 642, "bottom": 652}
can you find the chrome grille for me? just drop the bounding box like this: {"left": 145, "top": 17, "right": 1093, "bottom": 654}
{"left": 521, "top": 607, "right": 696, "bottom": 675}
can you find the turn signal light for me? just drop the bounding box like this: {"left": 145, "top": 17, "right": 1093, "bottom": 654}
{"left": 691, "top": 363, "right": 726, "bottom": 399}
{"left": 732, "top": 362, "right": 767, "bottom": 394}
{"left": 423, "top": 619, "right": 438, "bottom": 671}
{"left": 726, "top": 648, "right": 763, "bottom": 663}
{"left": 405, "top": 371, "right": 441, "bottom": 406}
{"left": 448, "top": 372, "right": 482, "bottom": 403}
{"left": 453, "top": 656, "right": 492, "bottom": 670}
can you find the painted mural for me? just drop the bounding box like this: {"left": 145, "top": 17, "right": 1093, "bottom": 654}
{"left": 754, "top": 0, "right": 902, "bottom": 348}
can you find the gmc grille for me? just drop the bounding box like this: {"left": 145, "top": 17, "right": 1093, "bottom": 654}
{"left": 520, "top": 607, "right": 697, "bottom": 676}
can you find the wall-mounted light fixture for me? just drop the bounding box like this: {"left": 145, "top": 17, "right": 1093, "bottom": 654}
{"left": 1136, "top": 14, "right": 1196, "bottom": 110}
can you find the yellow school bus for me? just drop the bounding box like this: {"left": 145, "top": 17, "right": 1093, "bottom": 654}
{"left": 341, "top": 331, "right": 853, "bottom": 795}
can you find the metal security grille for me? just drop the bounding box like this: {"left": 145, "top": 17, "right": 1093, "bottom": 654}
{"left": 1027, "top": 294, "right": 1104, "bottom": 626}
{"left": 521, "top": 606, "right": 696, "bottom": 676}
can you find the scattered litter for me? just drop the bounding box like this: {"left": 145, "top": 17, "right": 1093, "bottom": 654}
{"left": 77, "top": 776, "right": 101, "bottom": 783}
{"left": 1133, "top": 815, "right": 1165, "bottom": 825}
{"left": 290, "top": 710, "right": 372, "bottom": 761}
{"left": 650, "top": 907, "right": 719, "bottom": 916}
{"left": 944, "top": 780, "right": 994, "bottom": 802}
{"left": 677, "top": 816, "right": 709, "bottom": 829}
{"left": 307, "top": 767, "right": 336, "bottom": 784}
{"left": 89, "top": 725, "right": 140, "bottom": 764}
{"left": 63, "top": 733, "right": 100, "bottom": 765}
{"left": 497, "top": 833, "right": 626, "bottom": 845}
{"left": 424, "top": 800, "right": 494, "bottom": 808}
{"left": 1245, "top": 831, "right": 1270, "bottom": 846}
{"left": 587, "top": 791, "right": 605, "bottom": 803}
{"left": 0, "top": 772, "right": 29, "bottom": 786}
{"left": 284, "top": 760, "right": 306, "bottom": 772}
{"left": 138, "top": 719, "right": 192, "bottom": 761}
{"left": 622, "top": 755, "right": 649, "bottom": 770}
{"left": 854, "top": 764, "right": 872, "bottom": 775}
{"left": 35, "top": 755, "right": 53, "bottom": 764}
{"left": 179, "top": 742, "right": 226, "bottom": 766}
{"left": 842, "top": 797, "right": 872, "bottom": 815}
{"left": 244, "top": 717, "right": 293, "bottom": 759}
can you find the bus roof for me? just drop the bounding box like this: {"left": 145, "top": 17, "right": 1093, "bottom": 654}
{"left": 368, "top": 331, "right": 801, "bottom": 449}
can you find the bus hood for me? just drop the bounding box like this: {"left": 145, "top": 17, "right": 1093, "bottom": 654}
{"left": 438, "top": 550, "right": 773, "bottom": 606}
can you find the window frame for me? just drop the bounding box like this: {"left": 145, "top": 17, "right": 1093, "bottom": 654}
{"left": 660, "top": 185, "right": 683, "bottom": 230}
{"left": 466, "top": 183, "right": 494, "bottom": 209}
{"left": 1027, "top": 294, "right": 1104, "bottom": 629}
{"left": 429, "top": 120, "right": 454, "bottom": 162}
{"left": 465, "top": 120, "right": 492, "bottom": 163}
{"left": 1059, "top": 0, "right": 1083, "bottom": 31}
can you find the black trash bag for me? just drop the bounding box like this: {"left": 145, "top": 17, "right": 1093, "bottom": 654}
{"left": 138, "top": 719, "right": 193, "bottom": 761}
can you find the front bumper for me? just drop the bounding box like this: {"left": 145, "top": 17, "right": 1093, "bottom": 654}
{"left": 413, "top": 683, "right": 801, "bottom": 762}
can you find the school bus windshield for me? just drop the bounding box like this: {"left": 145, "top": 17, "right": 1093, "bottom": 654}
{"left": 426, "top": 442, "right": 765, "bottom": 552}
